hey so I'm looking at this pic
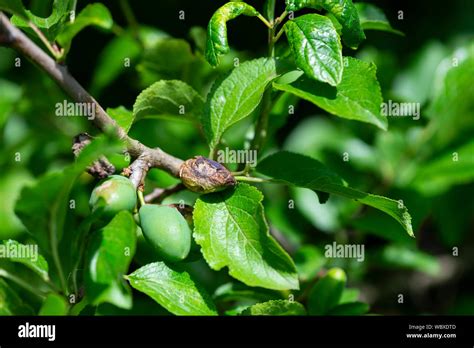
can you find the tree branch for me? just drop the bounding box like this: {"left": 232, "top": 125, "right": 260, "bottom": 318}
{"left": 144, "top": 183, "right": 186, "bottom": 203}
{"left": 0, "top": 12, "right": 183, "bottom": 185}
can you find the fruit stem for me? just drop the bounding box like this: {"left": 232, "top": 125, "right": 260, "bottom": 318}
{"left": 137, "top": 190, "right": 146, "bottom": 207}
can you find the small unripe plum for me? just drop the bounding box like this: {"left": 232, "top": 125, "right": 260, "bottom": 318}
{"left": 139, "top": 204, "right": 191, "bottom": 262}
{"left": 89, "top": 175, "right": 137, "bottom": 217}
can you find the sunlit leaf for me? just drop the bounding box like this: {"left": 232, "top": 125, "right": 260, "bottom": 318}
{"left": 194, "top": 183, "right": 299, "bottom": 290}
{"left": 127, "top": 262, "right": 217, "bottom": 315}
{"left": 284, "top": 14, "right": 343, "bottom": 86}
{"left": 257, "top": 151, "right": 414, "bottom": 237}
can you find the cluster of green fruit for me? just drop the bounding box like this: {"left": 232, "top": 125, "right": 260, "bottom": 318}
{"left": 89, "top": 175, "right": 192, "bottom": 262}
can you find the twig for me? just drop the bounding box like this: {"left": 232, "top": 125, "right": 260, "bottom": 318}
{"left": 0, "top": 12, "right": 183, "bottom": 188}
{"left": 144, "top": 184, "right": 186, "bottom": 203}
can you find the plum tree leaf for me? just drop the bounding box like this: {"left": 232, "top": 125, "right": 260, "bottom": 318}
{"left": 205, "top": 2, "right": 259, "bottom": 67}
{"left": 0, "top": 240, "right": 49, "bottom": 281}
{"left": 84, "top": 211, "right": 136, "bottom": 310}
{"left": 213, "top": 282, "right": 281, "bottom": 303}
{"left": 39, "top": 293, "right": 69, "bottom": 315}
{"left": 308, "top": 268, "right": 346, "bottom": 315}
{"left": 56, "top": 3, "right": 113, "bottom": 53}
{"left": 193, "top": 183, "right": 299, "bottom": 290}
{"left": 0, "top": 79, "right": 22, "bottom": 128}
{"left": 375, "top": 245, "right": 440, "bottom": 276}
{"left": 284, "top": 14, "right": 343, "bottom": 86}
{"left": 15, "top": 135, "right": 122, "bottom": 257}
{"left": 203, "top": 58, "right": 280, "bottom": 152}
{"left": 355, "top": 3, "right": 404, "bottom": 36}
{"left": 286, "top": 0, "right": 365, "bottom": 49}
{"left": 126, "top": 262, "right": 217, "bottom": 316}
{"left": 257, "top": 151, "right": 414, "bottom": 237}
{"left": 0, "top": 0, "right": 28, "bottom": 19}
{"left": 327, "top": 301, "right": 369, "bottom": 315}
{"left": 10, "top": 0, "right": 74, "bottom": 41}
{"left": 106, "top": 106, "right": 134, "bottom": 134}
{"left": 138, "top": 38, "right": 194, "bottom": 83}
{"left": 410, "top": 140, "right": 474, "bottom": 195}
{"left": 294, "top": 245, "right": 326, "bottom": 281}
{"left": 0, "top": 278, "right": 34, "bottom": 315}
{"left": 133, "top": 80, "right": 204, "bottom": 122}
{"left": 241, "top": 299, "right": 306, "bottom": 316}
{"left": 273, "top": 57, "right": 387, "bottom": 130}
{"left": 91, "top": 31, "right": 142, "bottom": 96}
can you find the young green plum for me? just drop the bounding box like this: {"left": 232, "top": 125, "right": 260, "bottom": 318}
{"left": 89, "top": 175, "right": 137, "bottom": 217}
{"left": 139, "top": 204, "right": 192, "bottom": 262}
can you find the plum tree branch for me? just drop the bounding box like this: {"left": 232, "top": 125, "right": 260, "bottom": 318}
{"left": 0, "top": 12, "right": 183, "bottom": 187}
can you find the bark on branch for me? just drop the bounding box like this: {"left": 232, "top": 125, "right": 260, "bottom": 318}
{"left": 0, "top": 12, "right": 183, "bottom": 186}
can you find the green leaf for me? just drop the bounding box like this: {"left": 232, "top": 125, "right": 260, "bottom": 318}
{"left": 355, "top": 3, "right": 404, "bottom": 36}
{"left": 84, "top": 211, "right": 136, "bottom": 309}
{"left": 374, "top": 245, "right": 440, "bottom": 276}
{"left": 340, "top": 288, "right": 360, "bottom": 304}
{"left": 205, "top": 2, "right": 259, "bottom": 67}
{"left": 286, "top": 0, "right": 365, "bottom": 49}
{"left": 203, "top": 57, "right": 280, "bottom": 151}
{"left": 273, "top": 57, "right": 387, "bottom": 130}
{"left": 257, "top": 151, "right": 414, "bottom": 237}
{"left": 294, "top": 245, "right": 326, "bottom": 281}
{"left": 0, "top": 0, "right": 28, "bottom": 19}
{"left": 427, "top": 43, "right": 474, "bottom": 148}
{"left": 392, "top": 42, "right": 447, "bottom": 104}
{"left": 327, "top": 301, "right": 369, "bottom": 315}
{"left": 15, "top": 135, "right": 122, "bottom": 256}
{"left": 411, "top": 140, "right": 474, "bottom": 195}
{"left": 0, "top": 240, "right": 49, "bottom": 281}
{"left": 0, "top": 169, "right": 32, "bottom": 240}
{"left": 213, "top": 282, "right": 281, "bottom": 303}
{"left": 308, "top": 268, "right": 346, "bottom": 315}
{"left": 90, "top": 31, "right": 142, "bottom": 96}
{"left": 189, "top": 26, "right": 207, "bottom": 53}
{"left": 194, "top": 183, "right": 299, "bottom": 290}
{"left": 39, "top": 293, "right": 69, "bottom": 315}
{"left": 0, "top": 79, "right": 22, "bottom": 128}
{"left": 126, "top": 262, "right": 217, "bottom": 316}
{"left": 284, "top": 14, "right": 343, "bottom": 86}
{"left": 10, "top": 0, "right": 74, "bottom": 41}
{"left": 0, "top": 278, "right": 34, "bottom": 315}
{"left": 241, "top": 300, "right": 306, "bottom": 316}
{"left": 133, "top": 80, "right": 204, "bottom": 123}
{"left": 106, "top": 106, "right": 134, "bottom": 134}
{"left": 56, "top": 3, "right": 113, "bottom": 52}
{"left": 138, "top": 38, "right": 195, "bottom": 81}
{"left": 15, "top": 172, "right": 72, "bottom": 254}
